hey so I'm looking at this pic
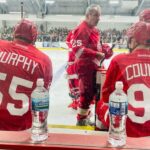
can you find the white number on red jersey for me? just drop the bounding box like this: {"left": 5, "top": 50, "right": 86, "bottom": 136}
{"left": 0, "top": 73, "right": 6, "bottom": 105}
{"left": 0, "top": 72, "right": 33, "bottom": 116}
{"left": 72, "top": 40, "right": 82, "bottom": 48}
{"left": 128, "top": 84, "right": 150, "bottom": 124}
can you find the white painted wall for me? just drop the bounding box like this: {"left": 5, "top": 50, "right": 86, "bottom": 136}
{"left": 0, "top": 14, "right": 138, "bottom": 30}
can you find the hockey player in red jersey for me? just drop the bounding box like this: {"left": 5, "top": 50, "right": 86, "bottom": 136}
{"left": 69, "top": 4, "right": 106, "bottom": 126}
{"left": 66, "top": 30, "right": 79, "bottom": 110}
{"left": 96, "top": 21, "right": 150, "bottom": 137}
{"left": 0, "top": 19, "right": 52, "bottom": 131}
{"left": 139, "top": 8, "right": 150, "bottom": 23}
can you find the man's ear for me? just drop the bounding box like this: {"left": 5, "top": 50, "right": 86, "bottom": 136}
{"left": 132, "top": 38, "right": 139, "bottom": 47}
{"left": 129, "top": 38, "right": 139, "bottom": 52}
{"left": 86, "top": 14, "right": 89, "bottom": 20}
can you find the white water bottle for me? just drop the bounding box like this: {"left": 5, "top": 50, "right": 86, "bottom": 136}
{"left": 31, "top": 78, "right": 49, "bottom": 142}
{"left": 108, "top": 81, "right": 128, "bottom": 147}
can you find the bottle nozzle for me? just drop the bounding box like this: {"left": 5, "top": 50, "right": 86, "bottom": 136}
{"left": 36, "top": 78, "right": 44, "bottom": 86}
{"left": 115, "top": 81, "right": 123, "bottom": 90}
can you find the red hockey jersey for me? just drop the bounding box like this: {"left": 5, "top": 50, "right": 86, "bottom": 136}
{"left": 66, "top": 30, "right": 75, "bottom": 62}
{"left": 97, "top": 49, "right": 150, "bottom": 137}
{"left": 0, "top": 39, "right": 52, "bottom": 131}
{"left": 71, "top": 21, "right": 102, "bottom": 67}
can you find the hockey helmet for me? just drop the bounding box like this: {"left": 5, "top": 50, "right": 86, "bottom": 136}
{"left": 13, "top": 19, "right": 38, "bottom": 43}
{"left": 126, "top": 21, "right": 150, "bottom": 45}
{"left": 139, "top": 9, "right": 150, "bottom": 22}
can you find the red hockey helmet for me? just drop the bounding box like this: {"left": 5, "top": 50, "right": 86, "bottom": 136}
{"left": 126, "top": 21, "right": 150, "bottom": 45}
{"left": 139, "top": 9, "right": 150, "bottom": 22}
{"left": 13, "top": 19, "right": 38, "bottom": 43}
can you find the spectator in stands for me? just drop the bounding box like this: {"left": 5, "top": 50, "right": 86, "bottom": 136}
{"left": 96, "top": 21, "right": 150, "bottom": 137}
{"left": 0, "top": 19, "right": 52, "bottom": 130}
{"left": 0, "top": 23, "right": 131, "bottom": 49}
{"left": 0, "top": 24, "right": 129, "bottom": 48}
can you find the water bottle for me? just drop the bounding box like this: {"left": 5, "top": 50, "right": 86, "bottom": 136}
{"left": 31, "top": 78, "right": 49, "bottom": 143}
{"left": 108, "top": 81, "right": 128, "bottom": 147}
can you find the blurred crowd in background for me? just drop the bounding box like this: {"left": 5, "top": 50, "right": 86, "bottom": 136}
{"left": 0, "top": 26, "right": 128, "bottom": 48}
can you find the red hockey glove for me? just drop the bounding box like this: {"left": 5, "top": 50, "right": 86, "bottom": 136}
{"left": 102, "top": 43, "right": 114, "bottom": 59}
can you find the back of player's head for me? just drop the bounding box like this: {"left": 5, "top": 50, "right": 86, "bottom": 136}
{"left": 85, "top": 4, "right": 101, "bottom": 16}
{"left": 126, "top": 21, "right": 150, "bottom": 45}
{"left": 13, "top": 19, "right": 38, "bottom": 44}
{"left": 139, "top": 9, "right": 150, "bottom": 22}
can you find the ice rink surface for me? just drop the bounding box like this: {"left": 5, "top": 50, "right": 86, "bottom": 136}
{"left": 42, "top": 49, "right": 123, "bottom": 127}
{"left": 43, "top": 50, "right": 77, "bottom": 126}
